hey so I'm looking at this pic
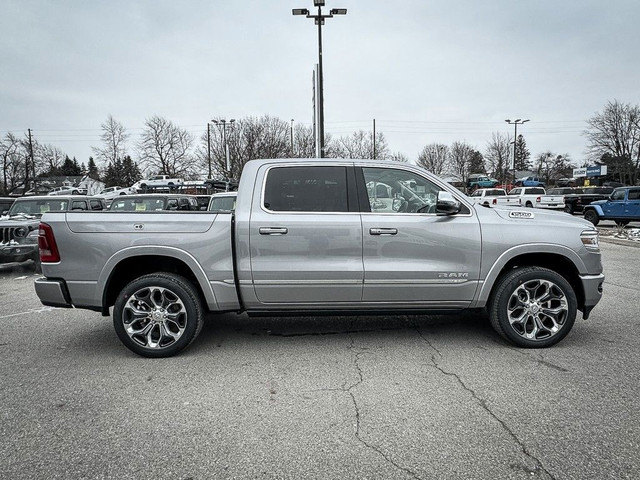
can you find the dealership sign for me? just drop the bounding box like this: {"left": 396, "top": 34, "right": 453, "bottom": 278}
{"left": 573, "top": 165, "right": 608, "bottom": 177}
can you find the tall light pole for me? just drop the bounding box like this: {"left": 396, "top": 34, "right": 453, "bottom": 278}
{"left": 206, "top": 123, "right": 212, "bottom": 179}
{"left": 290, "top": 119, "right": 295, "bottom": 157}
{"left": 293, "top": 1, "right": 347, "bottom": 158}
{"left": 212, "top": 119, "right": 235, "bottom": 180}
{"left": 505, "top": 118, "right": 529, "bottom": 184}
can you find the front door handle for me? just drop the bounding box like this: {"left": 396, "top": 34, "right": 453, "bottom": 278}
{"left": 369, "top": 228, "right": 398, "bottom": 235}
{"left": 259, "top": 227, "right": 288, "bottom": 235}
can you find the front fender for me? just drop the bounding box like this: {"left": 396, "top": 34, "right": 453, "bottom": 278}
{"left": 585, "top": 205, "right": 604, "bottom": 216}
{"left": 472, "top": 243, "right": 588, "bottom": 307}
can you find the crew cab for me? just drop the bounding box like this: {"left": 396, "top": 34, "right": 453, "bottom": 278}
{"left": 505, "top": 187, "right": 546, "bottom": 208}
{"left": 563, "top": 187, "right": 614, "bottom": 214}
{"left": 583, "top": 187, "right": 640, "bottom": 226}
{"left": 468, "top": 188, "right": 509, "bottom": 206}
{"left": 467, "top": 174, "right": 499, "bottom": 191}
{"left": 136, "top": 175, "right": 183, "bottom": 191}
{"left": 515, "top": 176, "right": 545, "bottom": 187}
{"left": 35, "top": 159, "right": 604, "bottom": 357}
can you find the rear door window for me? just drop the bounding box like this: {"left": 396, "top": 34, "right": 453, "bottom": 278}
{"left": 264, "top": 166, "right": 349, "bottom": 212}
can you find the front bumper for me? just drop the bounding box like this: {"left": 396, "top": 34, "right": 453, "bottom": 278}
{"left": 580, "top": 273, "right": 605, "bottom": 319}
{"left": 0, "top": 243, "right": 38, "bottom": 264}
{"left": 34, "top": 277, "right": 72, "bottom": 308}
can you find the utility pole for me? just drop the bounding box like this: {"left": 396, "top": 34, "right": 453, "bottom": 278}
{"left": 505, "top": 119, "right": 529, "bottom": 185}
{"left": 27, "top": 128, "right": 35, "bottom": 194}
{"left": 290, "top": 119, "right": 295, "bottom": 157}
{"left": 212, "top": 119, "right": 235, "bottom": 187}
{"left": 293, "top": 2, "right": 347, "bottom": 158}
{"left": 372, "top": 118, "right": 376, "bottom": 160}
{"left": 207, "top": 123, "right": 212, "bottom": 179}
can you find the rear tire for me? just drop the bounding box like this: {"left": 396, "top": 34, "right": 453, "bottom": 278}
{"left": 584, "top": 209, "right": 599, "bottom": 226}
{"left": 113, "top": 273, "right": 204, "bottom": 358}
{"left": 489, "top": 267, "right": 577, "bottom": 348}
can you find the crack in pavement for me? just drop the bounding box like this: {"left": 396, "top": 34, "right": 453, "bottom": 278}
{"left": 345, "top": 334, "right": 424, "bottom": 480}
{"left": 414, "top": 327, "right": 557, "bottom": 480}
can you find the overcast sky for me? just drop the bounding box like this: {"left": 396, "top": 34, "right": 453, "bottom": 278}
{"left": 1, "top": 0, "right": 639, "bottom": 168}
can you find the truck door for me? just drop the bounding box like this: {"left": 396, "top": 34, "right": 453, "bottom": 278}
{"left": 603, "top": 189, "right": 625, "bottom": 217}
{"left": 249, "top": 164, "right": 364, "bottom": 304}
{"left": 626, "top": 188, "right": 640, "bottom": 217}
{"left": 357, "top": 166, "right": 481, "bottom": 307}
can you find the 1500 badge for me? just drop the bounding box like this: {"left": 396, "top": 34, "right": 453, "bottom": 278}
{"left": 509, "top": 211, "right": 535, "bottom": 219}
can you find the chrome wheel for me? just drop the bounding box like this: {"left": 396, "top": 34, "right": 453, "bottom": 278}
{"left": 507, "top": 279, "right": 568, "bottom": 341}
{"left": 122, "top": 285, "right": 187, "bottom": 349}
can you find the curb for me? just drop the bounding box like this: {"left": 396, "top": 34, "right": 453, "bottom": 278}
{"left": 599, "top": 236, "right": 640, "bottom": 248}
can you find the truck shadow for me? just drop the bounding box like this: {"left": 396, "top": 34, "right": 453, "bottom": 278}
{"left": 192, "top": 310, "right": 498, "bottom": 352}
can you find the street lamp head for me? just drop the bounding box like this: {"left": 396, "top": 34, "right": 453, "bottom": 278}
{"left": 522, "top": 119, "right": 530, "bottom": 124}
{"left": 505, "top": 119, "right": 511, "bottom": 123}
{"left": 330, "top": 8, "right": 347, "bottom": 15}
{"left": 515, "top": 118, "right": 521, "bottom": 123}
{"left": 230, "top": 119, "right": 235, "bottom": 124}
{"left": 292, "top": 8, "right": 309, "bottom": 15}
{"left": 313, "top": 0, "right": 325, "bottom": 6}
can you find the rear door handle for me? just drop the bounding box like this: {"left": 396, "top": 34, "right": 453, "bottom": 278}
{"left": 259, "top": 227, "right": 288, "bottom": 235}
{"left": 369, "top": 228, "right": 397, "bottom": 235}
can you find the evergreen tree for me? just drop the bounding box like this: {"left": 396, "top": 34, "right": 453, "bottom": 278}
{"left": 121, "top": 155, "right": 142, "bottom": 186}
{"left": 467, "top": 150, "right": 486, "bottom": 174}
{"left": 87, "top": 157, "right": 100, "bottom": 180}
{"left": 61, "top": 156, "right": 81, "bottom": 176}
{"left": 80, "top": 162, "right": 87, "bottom": 175}
{"left": 514, "top": 135, "right": 532, "bottom": 171}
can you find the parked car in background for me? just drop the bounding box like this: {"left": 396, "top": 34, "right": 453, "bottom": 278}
{"left": 506, "top": 187, "right": 546, "bottom": 207}
{"left": 136, "top": 175, "right": 184, "bottom": 191}
{"left": 96, "top": 186, "right": 135, "bottom": 203}
{"left": 563, "top": 186, "right": 614, "bottom": 214}
{"left": 467, "top": 174, "right": 499, "bottom": 191}
{"left": 0, "top": 195, "right": 106, "bottom": 270}
{"left": 468, "top": 188, "right": 508, "bottom": 206}
{"left": 0, "top": 197, "right": 16, "bottom": 216}
{"left": 538, "top": 187, "right": 583, "bottom": 211}
{"left": 10, "top": 185, "right": 54, "bottom": 197}
{"left": 584, "top": 187, "right": 640, "bottom": 226}
{"left": 515, "top": 176, "right": 545, "bottom": 187}
{"left": 109, "top": 194, "right": 198, "bottom": 212}
{"left": 48, "top": 186, "right": 82, "bottom": 196}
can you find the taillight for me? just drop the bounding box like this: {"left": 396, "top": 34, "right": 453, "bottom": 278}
{"left": 38, "top": 223, "right": 60, "bottom": 263}
{"left": 536, "top": 196, "right": 541, "bottom": 202}
{"left": 492, "top": 198, "right": 497, "bottom": 204}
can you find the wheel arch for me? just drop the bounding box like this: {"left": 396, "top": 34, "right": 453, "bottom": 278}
{"left": 584, "top": 204, "right": 604, "bottom": 216}
{"left": 476, "top": 248, "right": 586, "bottom": 312}
{"left": 100, "top": 248, "right": 218, "bottom": 314}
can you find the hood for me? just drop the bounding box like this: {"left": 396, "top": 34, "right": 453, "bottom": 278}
{"left": 0, "top": 214, "right": 41, "bottom": 226}
{"left": 478, "top": 204, "right": 594, "bottom": 229}
{"left": 590, "top": 199, "right": 607, "bottom": 206}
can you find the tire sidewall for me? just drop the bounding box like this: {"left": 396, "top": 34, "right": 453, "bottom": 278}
{"left": 113, "top": 274, "right": 201, "bottom": 357}
{"left": 584, "top": 210, "right": 599, "bottom": 225}
{"left": 493, "top": 269, "right": 577, "bottom": 348}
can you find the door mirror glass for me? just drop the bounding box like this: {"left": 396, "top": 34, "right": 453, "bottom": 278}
{"left": 436, "top": 191, "right": 461, "bottom": 215}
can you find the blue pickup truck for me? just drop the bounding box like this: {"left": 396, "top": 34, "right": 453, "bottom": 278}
{"left": 583, "top": 186, "right": 640, "bottom": 226}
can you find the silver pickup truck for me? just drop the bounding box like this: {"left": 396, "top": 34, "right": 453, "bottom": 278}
{"left": 35, "top": 159, "right": 604, "bottom": 357}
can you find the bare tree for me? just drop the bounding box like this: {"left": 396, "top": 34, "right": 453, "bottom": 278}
{"left": 1, "top": 133, "right": 21, "bottom": 194}
{"left": 485, "top": 132, "right": 512, "bottom": 181}
{"left": 329, "top": 130, "right": 388, "bottom": 159}
{"left": 388, "top": 152, "right": 409, "bottom": 163}
{"left": 138, "top": 116, "right": 195, "bottom": 177}
{"left": 416, "top": 143, "right": 449, "bottom": 175}
{"left": 92, "top": 115, "right": 129, "bottom": 167}
{"left": 584, "top": 100, "right": 640, "bottom": 184}
{"left": 39, "top": 143, "right": 66, "bottom": 174}
{"left": 292, "top": 123, "right": 316, "bottom": 158}
{"left": 449, "top": 141, "right": 476, "bottom": 181}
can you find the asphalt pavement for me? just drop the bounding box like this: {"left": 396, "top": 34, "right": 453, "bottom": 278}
{"left": 0, "top": 242, "right": 638, "bottom": 480}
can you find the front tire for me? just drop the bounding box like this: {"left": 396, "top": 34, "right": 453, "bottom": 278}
{"left": 489, "top": 267, "right": 577, "bottom": 348}
{"left": 584, "top": 209, "right": 599, "bottom": 226}
{"left": 113, "top": 273, "right": 204, "bottom": 357}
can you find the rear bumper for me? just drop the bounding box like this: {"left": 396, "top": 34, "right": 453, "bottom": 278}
{"left": 34, "top": 277, "right": 73, "bottom": 308}
{"left": 538, "top": 204, "right": 565, "bottom": 210}
{"left": 580, "top": 273, "right": 605, "bottom": 319}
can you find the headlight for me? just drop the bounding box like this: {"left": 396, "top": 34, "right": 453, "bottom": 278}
{"left": 581, "top": 230, "right": 600, "bottom": 252}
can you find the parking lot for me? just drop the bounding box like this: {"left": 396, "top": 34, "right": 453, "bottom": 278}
{"left": 0, "top": 240, "right": 638, "bottom": 480}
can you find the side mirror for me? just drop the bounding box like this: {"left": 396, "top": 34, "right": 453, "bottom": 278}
{"left": 1, "top": 210, "right": 7, "bottom": 216}
{"left": 436, "top": 191, "right": 462, "bottom": 215}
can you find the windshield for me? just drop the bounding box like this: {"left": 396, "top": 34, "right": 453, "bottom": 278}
{"left": 8, "top": 199, "right": 69, "bottom": 217}
{"left": 110, "top": 197, "right": 167, "bottom": 211}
